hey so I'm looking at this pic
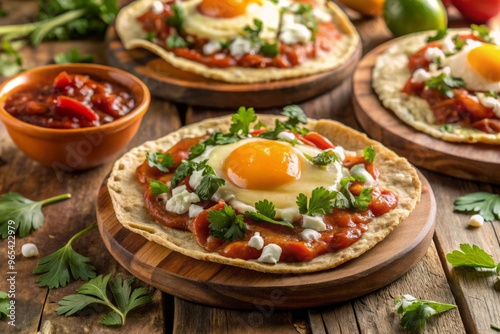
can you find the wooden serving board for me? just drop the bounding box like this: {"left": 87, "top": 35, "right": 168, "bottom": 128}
{"left": 105, "top": 26, "right": 361, "bottom": 108}
{"left": 352, "top": 42, "right": 500, "bottom": 184}
{"left": 96, "top": 171, "right": 436, "bottom": 310}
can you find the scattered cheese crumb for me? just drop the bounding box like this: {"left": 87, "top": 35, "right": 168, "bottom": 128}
{"left": 301, "top": 229, "right": 321, "bottom": 242}
{"left": 202, "top": 40, "right": 222, "bottom": 55}
{"left": 280, "top": 23, "right": 312, "bottom": 44}
{"left": 248, "top": 232, "right": 264, "bottom": 250}
{"left": 302, "top": 215, "right": 327, "bottom": 232}
{"left": 166, "top": 185, "right": 200, "bottom": 215}
{"left": 151, "top": 1, "right": 164, "bottom": 15}
{"left": 350, "top": 164, "right": 376, "bottom": 187}
{"left": 277, "top": 131, "right": 296, "bottom": 141}
{"left": 188, "top": 169, "right": 204, "bottom": 190}
{"left": 468, "top": 214, "right": 484, "bottom": 227}
{"left": 257, "top": 244, "right": 282, "bottom": 264}
{"left": 188, "top": 204, "right": 204, "bottom": 218}
{"left": 22, "top": 243, "right": 39, "bottom": 257}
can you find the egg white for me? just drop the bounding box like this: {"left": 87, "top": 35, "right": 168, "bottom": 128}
{"left": 442, "top": 40, "right": 500, "bottom": 92}
{"left": 179, "top": 0, "right": 280, "bottom": 42}
{"left": 194, "top": 137, "right": 343, "bottom": 223}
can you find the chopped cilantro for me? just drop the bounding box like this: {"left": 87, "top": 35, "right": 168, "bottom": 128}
{"left": 230, "top": 106, "right": 256, "bottom": 135}
{"left": 452, "top": 34, "right": 466, "bottom": 52}
{"left": 244, "top": 200, "right": 294, "bottom": 228}
{"left": 471, "top": 24, "right": 493, "bottom": 43}
{"left": 166, "top": 4, "right": 184, "bottom": 34}
{"left": 304, "top": 150, "right": 339, "bottom": 166}
{"left": 363, "top": 146, "right": 376, "bottom": 163}
{"left": 208, "top": 205, "right": 246, "bottom": 241}
{"left": 149, "top": 180, "right": 169, "bottom": 196}
{"left": 426, "top": 28, "right": 447, "bottom": 43}
{"left": 146, "top": 152, "right": 174, "bottom": 172}
{"left": 195, "top": 165, "right": 225, "bottom": 201}
{"left": 425, "top": 73, "right": 465, "bottom": 98}
{"left": 297, "top": 187, "right": 337, "bottom": 215}
{"left": 166, "top": 34, "right": 187, "bottom": 48}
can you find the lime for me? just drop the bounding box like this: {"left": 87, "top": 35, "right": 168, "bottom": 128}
{"left": 383, "top": 0, "right": 448, "bottom": 37}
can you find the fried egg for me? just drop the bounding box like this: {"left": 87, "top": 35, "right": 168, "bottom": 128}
{"left": 179, "top": 0, "right": 280, "bottom": 42}
{"left": 194, "top": 137, "right": 343, "bottom": 223}
{"left": 442, "top": 40, "right": 500, "bottom": 92}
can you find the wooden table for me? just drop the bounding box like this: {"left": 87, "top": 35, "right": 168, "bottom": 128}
{"left": 0, "top": 1, "right": 499, "bottom": 333}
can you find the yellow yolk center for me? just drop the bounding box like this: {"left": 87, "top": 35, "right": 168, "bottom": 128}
{"left": 467, "top": 44, "right": 500, "bottom": 82}
{"left": 198, "top": 0, "right": 263, "bottom": 18}
{"left": 223, "top": 141, "right": 302, "bottom": 190}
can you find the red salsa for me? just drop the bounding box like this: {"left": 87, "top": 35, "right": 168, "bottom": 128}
{"left": 136, "top": 134, "right": 399, "bottom": 263}
{"left": 4, "top": 71, "right": 136, "bottom": 129}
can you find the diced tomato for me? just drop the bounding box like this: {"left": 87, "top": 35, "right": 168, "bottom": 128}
{"left": 369, "top": 189, "right": 398, "bottom": 217}
{"left": 293, "top": 132, "right": 317, "bottom": 147}
{"left": 455, "top": 91, "right": 495, "bottom": 120}
{"left": 402, "top": 78, "right": 425, "bottom": 95}
{"left": 250, "top": 128, "right": 266, "bottom": 136}
{"left": 55, "top": 96, "right": 98, "bottom": 122}
{"left": 53, "top": 71, "right": 70, "bottom": 90}
{"left": 237, "top": 54, "right": 272, "bottom": 68}
{"left": 303, "top": 132, "right": 335, "bottom": 149}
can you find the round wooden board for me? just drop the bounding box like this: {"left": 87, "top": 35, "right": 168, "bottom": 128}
{"left": 352, "top": 41, "right": 500, "bottom": 184}
{"left": 96, "top": 171, "right": 435, "bottom": 310}
{"left": 105, "top": 26, "right": 362, "bottom": 108}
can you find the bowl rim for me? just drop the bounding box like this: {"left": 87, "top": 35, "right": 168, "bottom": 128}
{"left": 0, "top": 63, "right": 151, "bottom": 135}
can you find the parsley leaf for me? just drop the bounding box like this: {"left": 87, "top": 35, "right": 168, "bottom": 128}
{"left": 0, "top": 192, "right": 71, "bottom": 238}
{"left": 196, "top": 166, "right": 225, "bottom": 201}
{"left": 446, "top": 243, "right": 499, "bottom": 271}
{"left": 471, "top": 24, "right": 493, "bottom": 43}
{"left": 54, "top": 48, "right": 94, "bottom": 64}
{"left": 339, "top": 176, "right": 372, "bottom": 210}
{"left": 426, "top": 28, "right": 447, "bottom": 42}
{"left": 170, "top": 160, "right": 197, "bottom": 187}
{"left": 291, "top": 3, "right": 318, "bottom": 40}
{"left": 33, "top": 223, "right": 97, "bottom": 289}
{"left": 242, "top": 19, "right": 280, "bottom": 57}
{"left": 207, "top": 204, "right": 246, "bottom": 241}
{"left": 454, "top": 192, "right": 500, "bottom": 222}
{"left": 452, "top": 34, "right": 467, "bottom": 52}
{"left": 484, "top": 91, "right": 500, "bottom": 98}
{"left": 188, "top": 131, "right": 240, "bottom": 159}
{"left": 149, "top": 180, "right": 168, "bottom": 196}
{"left": 356, "top": 188, "right": 373, "bottom": 210}
{"left": 166, "top": 4, "right": 185, "bottom": 34}
{"left": 425, "top": 73, "right": 465, "bottom": 98}
{"left": 230, "top": 106, "right": 256, "bottom": 135}
{"left": 363, "top": 146, "right": 376, "bottom": 163}
{"left": 282, "top": 105, "right": 308, "bottom": 127}
{"left": 244, "top": 200, "right": 294, "bottom": 228}
{"left": 166, "top": 34, "right": 187, "bottom": 48}
{"left": 395, "top": 295, "right": 456, "bottom": 333}
{"left": 57, "top": 274, "right": 152, "bottom": 326}
{"left": 297, "top": 187, "right": 337, "bottom": 215}
{"left": 0, "top": 291, "right": 9, "bottom": 318}
{"left": 0, "top": 39, "right": 25, "bottom": 77}
{"left": 304, "top": 150, "right": 339, "bottom": 166}
{"left": 146, "top": 152, "right": 174, "bottom": 173}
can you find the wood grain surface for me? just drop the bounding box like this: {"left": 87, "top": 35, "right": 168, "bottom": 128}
{"left": 105, "top": 26, "right": 362, "bottom": 108}
{"left": 97, "top": 171, "right": 436, "bottom": 309}
{"left": 352, "top": 41, "right": 500, "bottom": 184}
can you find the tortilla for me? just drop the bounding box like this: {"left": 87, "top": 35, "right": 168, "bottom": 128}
{"left": 372, "top": 30, "right": 500, "bottom": 144}
{"left": 107, "top": 115, "right": 421, "bottom": 273}
{"left": 115, "top": 0, "right": 360, "bottom": 83}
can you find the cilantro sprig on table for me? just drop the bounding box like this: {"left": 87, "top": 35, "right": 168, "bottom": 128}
{"left": 245, "top": 200, "right": 294, "bottom": 228}
{"left": 54, "top": 48, "right": 94, "bottom": 64}
{"left": 453, "top": 192, "right": 500, "bottom": 221}
{"left": 33, "top": 223, "right": 97, "bottom": 289}
{"left": 0, "top": 192, "right": 71, "bottom": 238}
{"left": 207, "top": 204, "right": 246, "bottom": 241}
{"left": 57, "top": 274, "right": 152, "bottom": 326}
{"left": 446, "top": 243, "right": 500, "bottom": 273}
{"left": 395, "top": 295, "right": 456, "bottom": 333}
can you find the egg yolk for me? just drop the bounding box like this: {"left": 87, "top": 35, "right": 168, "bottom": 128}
{"left": 198, "top": 0, "right": 262, "bottom": 18}
{"left": 467, "top": 44, "right": 500, "bottom": 82}
{"left": 223, "top": 141, "right": 302, "bottom": 190}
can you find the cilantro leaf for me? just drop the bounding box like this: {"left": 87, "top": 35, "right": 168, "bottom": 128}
{"left": 304, "top": 150, "right": 339, "bottom": 166}
{"left": 195, "top": 166, "right": 225, "bottom": 201}
{"left": 426, "top": 28, "right": 447, "bottom": 42}
{"left": 170, "top": 160, "right": 197, "bottom": 187}
{"left": 166, "top": 4, "right": 185, "bottom": 34}
{"left": 452, "top": 34, "right": 467, "bottom": 52}
{"left": 471, "top": 24, "right": 493, "bottom": 43}
{"left": 149, "top": 180, "right": 168, "bottom": 196}
{"left": 166, "top": 34, "right": 187, "bottom": 48}
{"left": 484, "top": 91, "right": 500, "bottom": 98}
{"left": 244, "top": 200, "right": 294, "bottom": 228}
{"left": 146, "top": 152, "right": 174, "bottom": 173}
{"left": 363, "top": 146, "right": 376, "bottom": 163}
{"left": 0, "top": 291, "right": 9, "bottom": 318}
{"left": 282, "top": 105, "right": 308, "bottom": 127}
{"left": 54, "top": 49, "right": 94, "bottom": 64}
{"left": 355, "top": 188, "right": 373, "bottom": 211}
{"left": 230, "top": 106, "right": 256, "bottom": 135}
{"left": 454, "top": 192, "right": 500, "bottom": 221}
{"left": 425, "top": 73, "right": 465, "bottom": 98}
{"left": 339, "top": 177, "right": 372, "bottom": 210}
{"left": 395, "top": 295, "right": 456, "bottom": 333}
{"left": 207, "top": 205, "right": 246, "bottom": 241}
{"left": 33, "top": 223, "right": 97, "bottom": 289}
{"left": 57, "top": 274, "right": 152, "bottom": 326}
{"left": 260, "top": 41, "right": 279, "bottom": 57}
{"left": 188, "top": 131, "right": 240, "bottom": 160}
{"left": 297, "top": 187, "right": 337, "bottom": 215}
{"left": 0, "top": 39, "right": 25, "bottom": 77}
{"left": 0, "top": 192, "right": 71, "bottom": 238}
{"left": 446, "top": 243, "right": 498, "bottom": 271}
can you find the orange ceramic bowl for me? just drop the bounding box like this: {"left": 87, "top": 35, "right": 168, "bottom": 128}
{"left": 0, "top": 64, "right": 150, "bottom": 170}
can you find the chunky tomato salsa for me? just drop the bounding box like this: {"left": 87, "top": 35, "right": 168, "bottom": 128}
{"left": 4, "top": 71, "right": 136, "bottom": 129}
{"left": 135, "top": 110, "right": 399, "bottom": 264}
{"left": 136, "top": 0, "right": 341, "bottom": 69}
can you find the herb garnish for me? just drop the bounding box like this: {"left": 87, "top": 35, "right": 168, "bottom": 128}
{"left": 243, "top": 19, "right": 279, "bottom": 57}
{"left": 33, "top": 223, "right": 97, "bottom": 289}
{"left": 170, "top": 160, "right": 225, "bottom": 200}
{"left": 54, "top": 48, "right": 94, "bottom": 64}
{"left": 453, "top": 192, "right": 500, "bottom": 221}
{"left": 425, "top": 73, "right": 465, "bottom": 98}
{"left": 166, "top": 34, "right": 187, "bottom": 48}
{"left": 0, "top": 291, "right": 9, "bottom": 318}
{"left": 166, "top": 4, "right": 185, "bottom": 34}
{"left": 208, "top": 204, "right": 247, "bottom": 241}
{"left": 339, "top": 177, "right": 372, "bottom": 210}
{"left": 290, "top": 3, "right": 318, "bottom": 40}
{"left": 363, "top": 146, "right": 376, "bottom": 163}
{"left": 0, "top": 192, "right": 71, "bottom": 238}
{"left": 471, "top": 24, "right": 493, "bottom": 43}
{"left": 452, "top": 34, "right": 467, "bottom": 52}
{"left": 245, "top": 199, "right": 294, "bottom": 228}
{"left": 446, "top": 243, "right": 499, "bottom": 272}
{"left": 297, "top": 187, "right": 337, "bottom": 215}
{"left": 230, "top": 106, "right": 257, "bottom": 135}
{"left": 304, "top": 150, "right": 339, "bottom": 166}
{"left": 426, "top": 28, "right": 447, "bottom": 43}
{"left": 146, "top": 152, "right": 174, "bottom": 172}
{"left": 259, "top": 105, "right": 309, "bottom": 139}
{"left": 57, "top": 274, "right": 152, "bottom": 326}
{"left": 395, "top": 295, "right": 456, "bottom": 333}
{"left": 149, "top": 180, "right": 169, "bottom": 196}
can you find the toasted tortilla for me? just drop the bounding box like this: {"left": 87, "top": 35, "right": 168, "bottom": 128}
{"left": 115, "top": 0, "right": 360, "bottom": 83}
{"left": 372, "top": 30, "right": 500, "bottom": 144}
{"left": 107, "top": 115, "right": 421, "bottom": 274}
